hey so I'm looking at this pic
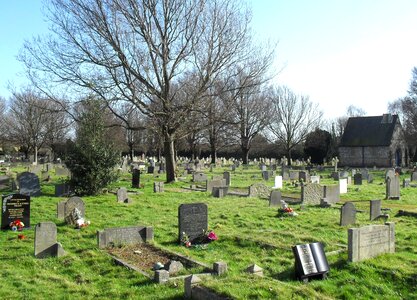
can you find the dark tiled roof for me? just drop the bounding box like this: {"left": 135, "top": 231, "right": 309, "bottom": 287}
{"left": 340, "top": 115, "right": 399, "bottom": 147}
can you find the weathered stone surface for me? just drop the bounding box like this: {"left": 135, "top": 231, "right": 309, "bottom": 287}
{"left": 269, "top": 190, "right": 281, "bottom": 207}
{"left": 323, "top": 185, "right": 340, "bottom": 204}
{"left": 348, "top": 222, "right": 395, "bottom": 262}
{"left": 370, "top": 200, "right": 382, "bottom": 221}
{"left": 205, "top": 179, "right": 226, "bottom": 193}
{"left": 18, "top": 172, "right": 41, "bottom": 196}
{"left": 213, "top": 262, "right": 228, "bottom": 276}
{"left": 301, "top": 184, "right": 324, "bottom": 205}
{"left": 386, "top": 175, "right": 400, "bottom": 199}
{"left": 154, "top": 269, "right": 169, "bottom": 284}
{"left": 132, "top": 169, "right": 141, "bottom": 188}
{"left": 57, "top": 197, "right": 85, "bottom": 221}
{"left": 97, "top": 226, "right": 154, "bottom": 248}
{"left": 193, "top": 172, "right": 208, "bottom": 182}
{"left": 178, "top": 203, "right": 208, "bottom": 244}
{"left": 153, "top": 182, "right": 164, "bottom": 193}
{"left": 248, "top": 183, "right": 270, "bottom": 199}
{"left": 340, "top": 202, "right": 356, "bottom": 226}
{"left": 212, "top": 186, "right": 228, "bottom": 198}
{"left": 117, "top": 187, "right": 130, "bottom": 202}
{"left": 223, "top": 172, "right": 231, "bottom": 186}
{"left": 34, "top": 222, "right": 66, "bottom": 258}
{"left": 353, "top": 174, "right": 362, "bottom": 185}
{"left": 164, "top": 260, "right": 184, "bottom": 275}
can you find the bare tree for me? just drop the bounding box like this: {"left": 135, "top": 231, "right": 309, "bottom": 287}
{"left": 20, "top": 0, "right": 260, "bottom": 182}
{"left": 5, "top": 89, "right": 69, "bottom": 163}
{"left": 268, "top": 86, "right": 323, "bottom": 163}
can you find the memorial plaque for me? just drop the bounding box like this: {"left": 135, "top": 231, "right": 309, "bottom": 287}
{"left": 178, "top": 203, "right": 208, "bottom": 244}
{"left": 348, "top": 222, "right": 395, "bottom": 262}
{"left": 1, "top": 194, "right": 30, "bottom": 230}
{"left": 292, "top": 242, "right": 329, "bottom": 281}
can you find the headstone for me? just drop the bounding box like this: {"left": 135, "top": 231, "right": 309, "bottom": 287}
{"left": 55, "top": 167, "right": 70, "bottom": 177}
{"left": 178, "top": 203, "right": 208, "bottom": 244}
{"left": 223, "top": 171, "right": 231, "bottom": 186}
{"left": 299, "top": 171, "right": 310, "bottom": 183}
{"left": 269, "top": 190, "right": 281, "bottom": 207}
{"left": 18, "top": 172, "right": 41, "bottom": 196}
{"left": 40, "top": 171, "right": 50, "bottom": 182}
{"left": 367, "top": 174, "right": 374, "bottom": 183}
{"left": 34, "top": 222, "right": 66, "bottom": 258}
{"left": 340, "top": 171, "right": 349, "bottom": 178}
{"left": 340, "top": 202, "right": 356, "bottom": 226}
{"left": 386, "top": 175, "right": 400, "bottom": 200}
{"left": 117, "top": 187, "right": 130, "bottom": 203}
{"left": 273, "top": 176, "right": 283, "bottom": 189}
{"left": 54, "top": 183, "right": 71, "bottom": 197}
{"left": 323, "top": 185, "right": 340, "bottom": 204}
{"left": 212, "top": 186, "right": 228, "bottom": 198}
{"left": 132, "top": 169, "right": 141, "bottom": 188}
{"left": 289, "top": 170, "right": 299, "bottom": 181}
{"left": 339, "top": 178, "right": 348, "bottom": 194}
{"left": 153, "top": 182, "right": 164, "bottom": 193}
{"left": 97, "top": 226, "right": 154, "bottom": 248}
{"left": 281, "top": 167, "right": 290, "bottom": 181}
{"left": 248, "top": 183, "right": 270, "bottom": 199}
{"left": 164, "top": 260, "right": 184, "bottom": 275}
{"left": 158, "top": 162, "right": 165, "bottom": 173}
{"left": 403, "top": 178, "right": 410, "bottom": 188}
{"left": 310, "top": 176, "right": 320, "bottom": 184}
{"left": 361, "top": 169, "right": 369, "bottom": 180}
{"left": 301, "top": 184, "right": 324, "bottom": 205}
{"left": 147, "top": 166, "right": 155, "bottom": 174}
{"left": 206, "top": 179, "right": 226, "bottom": 193}
{"left": 330, "top": 172, "right": 339, "bottom": 181}
{"left": 1, "top": 194, "right": 30, "bottom": 230}
{"left": 411, "top": 171, "right": 417, "bottom": 182}
{"left": 348, "top": 223, "right": 395, "bottom": 262}
{"left": 0, "top": 175, "right": 10, "bottom": 190}
{"left": 370, "top": 200, "right": 382, "bottom": 221}
{"left": 57, "top": 196, "right": 85, "bottom": 221}
{"left": 192, "top": 172, "right": 207, "bottom": 182}
{"left": 292, "top": 242, "right": 329, "bottom": 282}
{"left": 353, "top": 174, "right": 362, "bottom": 185}
{"left": 262, "top": 170, "right": 270, "bottom": 181}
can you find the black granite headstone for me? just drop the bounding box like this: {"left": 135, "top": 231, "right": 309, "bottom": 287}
{"left": 1, "top": 194, "right": 30, "bottom": 230}
{"left": 132, "top": 169, "right": 140, "bottom": 188}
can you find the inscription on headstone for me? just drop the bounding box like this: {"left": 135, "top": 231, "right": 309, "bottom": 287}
{"left": 1, "top": 194, "right": 30, "bottom": 230}
{"left": 97, "top": 226, "right": 154, "bottom": 248}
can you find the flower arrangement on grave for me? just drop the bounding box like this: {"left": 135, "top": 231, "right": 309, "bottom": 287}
{"left": 67, "top": 208, "right": 91, "bottom": 229}
{"left": 9, "top": 219, "right": 25, "bottom": 231}
{"left": 181, "top": 229, "right": 218, "bottom": 248}
{"left": 18, "top": 234, "right": 25, "bottom": 240}
{"left": 278, "top": 201, "right": 298, "bottom": 217}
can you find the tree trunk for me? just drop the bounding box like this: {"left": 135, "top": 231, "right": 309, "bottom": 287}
{"left": 241, "top": 146, "right": 249, "bottom": 164}
{"left": 164, "top": 137, "right": 176, "bottom": 183}
{"left": 210, "top": 143, "right": 217, "bottom": 164}
{"left": 34, "top": 146, "right": 38, "bottom": 165}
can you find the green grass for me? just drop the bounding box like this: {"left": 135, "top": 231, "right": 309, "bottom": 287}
{"left": 1, "top": 165, "right": 417, "bottom": 299}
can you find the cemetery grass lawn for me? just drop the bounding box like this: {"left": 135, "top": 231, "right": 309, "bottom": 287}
{"left": 1, "top": 167, "right": 417, "bottom": 299}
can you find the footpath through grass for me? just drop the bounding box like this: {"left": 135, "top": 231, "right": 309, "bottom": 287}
{"left": 1, "top": 166, "right": 417, "bottom": 299}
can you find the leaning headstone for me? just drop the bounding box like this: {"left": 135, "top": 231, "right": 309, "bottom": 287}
{"left": 18, "top": 172, "right": 41, "bottom": 196}
{"left": 348, "top": 223, "right": 395, "bottom": 262}
{"left": 1, "top": 194, "right": 31, "bottom": 230}
{"left": 386, "top": 175, "right": 400, "bottom": 200}
{"left": 273, "top": 176, "right": 283, "bottom": 189}
{"left": 117, "top": 187, "right": 130, "bottom": 203}
{"left": 248, "top": 183, "right": 270, "bottom": 199}
{"left": 370, "top": 200, "right": 382, "bottom": 221}
{"left": 340, "top": 202, "right": 356, "bottom": 226}
{"left": 132, "top": 168, "right": 141, "bottom": 188}
{"left": 301, "top": 184, "right": 324, "bottom": 205}
{"left": 269, "top": 190, "right": 281, "bottom": 207}
{"left": 153, "top": 182, "right": 164, "bottom": 193}
{"left": 323, "top": 185, "right": 340, "bottom": 204}
{"left": 178, "top": 203, "right": 208, "bottom": 244}
{"left": 339, "top": 178, "right": 348, "bottom": 194}
{"left": 97, "top": 226, "right": 154, "bottom": 248}
{"left": 353, "top": 174, "right": 362, "bottom": 185}
{"left": 34, "top": 222, "right": 66, "bottom": 258}
{"left": 367, "top": 174, "right": 374, "bottom": 184}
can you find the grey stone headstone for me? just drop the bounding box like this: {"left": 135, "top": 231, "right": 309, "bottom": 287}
{"left": 301, "top": 184, "right": 324, "bottom": 205}
{"left": 330, "top": 172, "right": 339, "bottom": 180}
{"left": 205, "top": 179, "right": 226, "bottom": 193}
{"left": 97, "top": 226, "right": 154, "bottom": 248}
{"left": 117, "top": 187, "right": 129, "bottom": 202}
{"left": 411, "top": 171, "right": 417, "bottom": 182}
{"left": 55, "top": 167, "right": 70, "bottom": 177}
{"left": 262, "top": 171, "right": 270, "bottom": 181}
{"left": 193, "top": 172, "right": 207, "bottom": 182}
{"left": 289, "top": 170, "right": 299, "bottom": 181}
{"left": 385, "top": 169, "right": 395, "bottom": 180}
{"left": 18, "top": 172, "right": 41, "bottom": 196}
{"left": 153, "top": 182, "right": 164, "bottom": 193}
{"left": 403, "top": 178, "right": 410, "bottom": 188}
{"left": 178, "top": 203, "right": 208, "bottom": 244}
{"left": 323, "top": 185, "right": 340, "bottom": 204}
{"left": 269, "top": 190, "right": 281, "bottom": 207}
{"left": 212, "top": 186, "right": 228, "bottom": 198}
{"left": 340, "top": 202, "right": 356, "bottom": 226}
{"left": 370, "top": 200, "right": 382, "bottom": 221}
{"left": 348, "top": 223, "right": 395, "bottom": 262}
{"left": 367, "top": 174, "right": 374, "bottom": 183}
{"left": 34, "top": 222, "right": 66, "bottom": 258}
{"left": 361, "top": 169, "right": 369, "bottom": 180}
{"left": 386, "top": 175, "right": 400, "bottom": 199}
{"left": 54, "top": 183, "right": 71, "bottom": 197}
{"left": 299, "top": 171, "right": 310, "bottom": 183}
{"left": 353, "top": 174, "right": 362, "bottom": 185}
{"left": 340, "top": 171, "right": 349, "bottom": 178}
{"left": 223, "top": 172, "right": 231, "bottom": 186}
{"left": 0, "top": 175, "right": 11, "bottom": 190}
{"left": 248, "top": 183, "right": 270, "bottom": 199}
{"left": 57, "top": 197, "right": 85, "bottom": 221}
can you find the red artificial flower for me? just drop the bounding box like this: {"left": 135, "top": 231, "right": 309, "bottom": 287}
{"left": 207, "top": 231, "right": 218, "bottom": 241}
{"left": 185, "top": 241, "right": 192, "bottom": 247}
{"left": 18, "top": 234, "right": 25, "bottom": 240}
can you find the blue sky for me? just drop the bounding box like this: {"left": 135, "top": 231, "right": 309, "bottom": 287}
{"left": 1, "top": 1, "right": 417, "bottom": 119}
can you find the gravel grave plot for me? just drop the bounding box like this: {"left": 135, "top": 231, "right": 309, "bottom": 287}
{"left": 107, "top": 243, "right": 172, "bottom": 274}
